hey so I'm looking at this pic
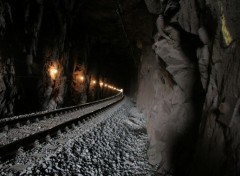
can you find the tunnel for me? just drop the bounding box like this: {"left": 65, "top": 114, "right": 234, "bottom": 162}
{"left": 0, "top": 0, "right": 240, "bottom": 175}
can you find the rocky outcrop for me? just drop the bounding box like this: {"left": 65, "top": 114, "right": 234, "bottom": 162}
{"left": 137, "top": 17, "right": 203, "bottom": 174}
{"left": 187, "top": 1, "right": 240, "bottom": 175}
{"left": 138, "top": 0, "right": 240, "bottom": 175}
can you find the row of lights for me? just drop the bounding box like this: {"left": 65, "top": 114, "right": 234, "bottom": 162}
{"left": 49, "top": 67, "right": 123, "bottom": 92}
{"left": 91, "top": 80, "right": 123, "bottom": 92}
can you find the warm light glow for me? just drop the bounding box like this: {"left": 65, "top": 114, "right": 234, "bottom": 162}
{"left": 80, "top": 76, "right": 84, "bottom": 81}
{"left": 49, "top": 67, "right": 58, "bottom": 80}
{"left": 51, "top": 68, "right": 58, "bottom": 74}
{"left": 77, "top": 75, "right": 84, "bottom": 81}
{"left": 92, "top": 80, "right": 96, "bottom": 84}
{"left": 102, "top": 82, "right": 122, "bottom": 92}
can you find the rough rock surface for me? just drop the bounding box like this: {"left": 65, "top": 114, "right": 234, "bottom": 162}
{"left": 0, "top": 59, "right": 17, "bottom": 117}
{"left": 137, "top": 42, "right": 202, "bottom": 174}
{"left": 138, "top": 0, "right": 240, "bottom": 175}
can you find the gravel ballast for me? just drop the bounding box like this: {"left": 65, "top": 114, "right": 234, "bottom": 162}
{"left": 0, "top": 98, "right": 155, "bottom": 175}
{"left": 0, "top": 96, "right": 120, "bottom": 146}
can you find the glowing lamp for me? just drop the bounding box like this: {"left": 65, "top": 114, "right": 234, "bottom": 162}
{"left": 77, "top": 75, "right": 84, "bottom": 81}
{"left": 50, "top": 68, "right": 58, "bottom": 75}
{"left": 80, "top": 76, "right": 84, "bottom": 81}
{"left": 49, "top": 67, "right": 58, "bottom": 80}
{"left": 100, "top": 82, "right": 104, "bottom": 87}
{"left": 92, "top": 80, "right": 96, "bottom": 84}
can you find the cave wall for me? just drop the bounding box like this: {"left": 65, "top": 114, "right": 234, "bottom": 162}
{"left": 138, "top": 0, "right": 240, "bottom": 175}
{"left": 0, "top": 0, "right": 118, "bottom": 118}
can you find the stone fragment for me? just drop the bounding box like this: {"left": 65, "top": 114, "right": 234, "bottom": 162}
{"left": 32, "top": 153, "right": 45, "bottom": 158}
{"left": 43, "top": 144, "right": 57, "bottom": 150}
{"left": 9, "top": 164, "right": 27, "bottom": 172}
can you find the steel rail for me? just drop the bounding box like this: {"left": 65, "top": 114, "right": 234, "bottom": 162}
{"left": 0, "top": 92, "right": 122, "bottom": 131}
{"left": 0, "top": 93, "right": 124, "bottom": 161}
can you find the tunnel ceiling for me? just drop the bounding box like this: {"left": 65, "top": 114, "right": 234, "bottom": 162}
{"left": 74, "top": 0, "right": 154, "bottom": 89}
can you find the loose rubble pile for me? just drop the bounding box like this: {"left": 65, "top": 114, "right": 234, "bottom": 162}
{"left": 0, "top": 98, "right": 156, "bottom": 175}
{"left": 0, "top": 97, "right": 119, "bottom": 146}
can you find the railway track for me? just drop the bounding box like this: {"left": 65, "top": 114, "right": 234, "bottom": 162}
{"left": 0, "top": 92, "right": 123, "bottom": 161}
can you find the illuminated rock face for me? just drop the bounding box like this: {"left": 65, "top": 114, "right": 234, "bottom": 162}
{"left": 137, "top": 27, "right": 203, "bottom": 174}
{"left": 137, "top": 0, "right": 240, "bottom": 175}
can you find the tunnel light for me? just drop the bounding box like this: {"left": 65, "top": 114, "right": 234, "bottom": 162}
{"left": 103, "top": 83, "right": 121, "bottom": 91}
{"left": 100, "top": 82, "right": 104, "bottom": 87}
{"left": 49, "top": 67, "right": 58, "bottom": 80}
{"left": 120, "top": 89, "right": 123, "bottom": 92}
{"left": 77, "top": 75, "right": 84, "bottom": 81}
{"left": 92, "top": 80, "right": 96, "bottom": 84}
{"left": 80, "top": 76, "right": 84, "bottom": 81}
{"left": 51, "top": 68, "right": 58, "bottom": 74}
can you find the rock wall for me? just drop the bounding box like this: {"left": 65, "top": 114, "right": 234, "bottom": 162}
{"left": 188, "top": 1, "right": 240, "bottom": 175}
{"left": 138, "top": 0, "right": 240, "bottom": 175}
{"left": 0, "top": 1, "right": 18, "bottom": 117}
{"left": 0, "top": 58, "right": 17, "bottom": 117}
{"left": 0, "top": 0, "right": 115, "bottom": 118}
